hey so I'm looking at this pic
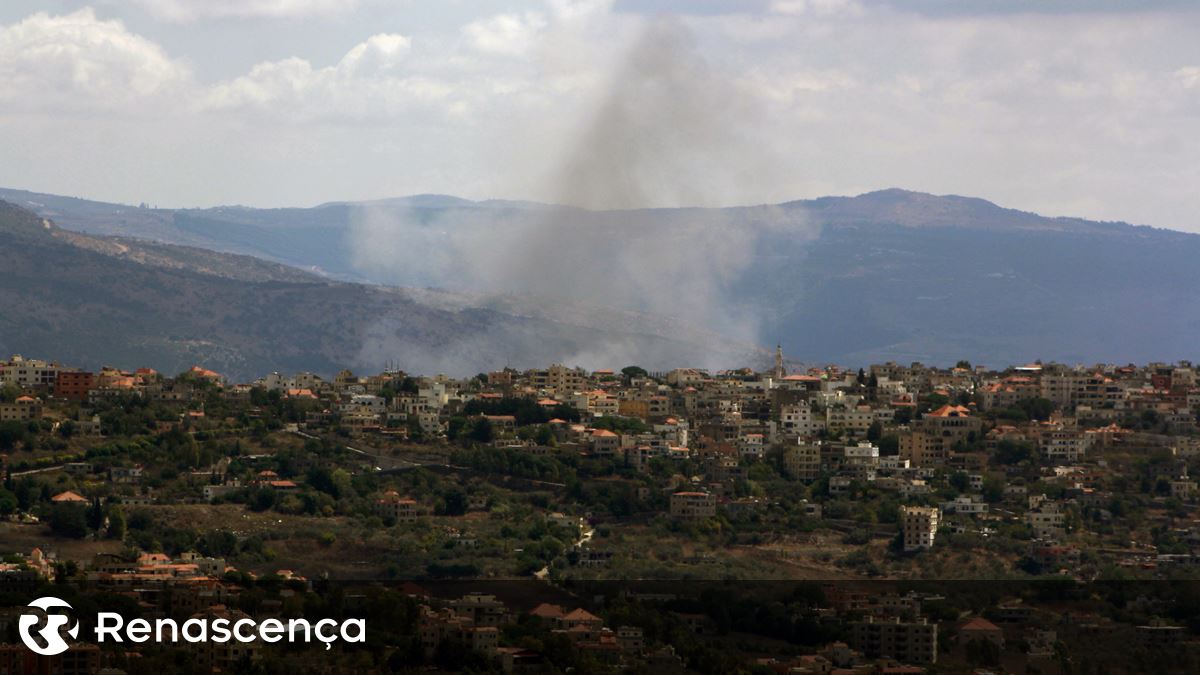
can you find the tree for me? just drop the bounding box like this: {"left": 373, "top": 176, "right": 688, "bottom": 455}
{"left": 1016, "top": 397, "right": 1055, "bottom": 422}
{"left": 440, "top": 490, "right": 467, "bottom": 516}
{"left": 878, "top": 434, "right": 900, "bottom": 456}
{"left": 949, "top": 472, "right": 970, "bottom": 493}
{"left": 199, "top": 529, "right": 238, "bottom": 557}
{"left": 249, "top": 487, "right": 277, "bottom": 512}
{"left": 330, "top": 468, "right": 353, "bottom": 499}
{"left": 469, "top": 417, "right": 495, "bottom": 444}
{"left": 621, "top": 365, "right": 649, "bottom": 380}
{"left": 0, "top": 488, "right": 17, "bottom": 515}
{"left": 107, "top": 506, "right": 127, "bottom": 540}
{"left": 87, "top": 497, "right": 106, "bottom": 532}
{"left": 994, "top": 439, "right": 1033, "bottom": 465}
{"left": 48, "top": 504, "right": 88, "bottom": 538}
{"left": 866, "top": 421, "right": 883, "bottom": 442}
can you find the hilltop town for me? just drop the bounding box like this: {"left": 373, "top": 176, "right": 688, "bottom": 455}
{"left": 2, "top": 351, "right": 1200, "bottom": 672}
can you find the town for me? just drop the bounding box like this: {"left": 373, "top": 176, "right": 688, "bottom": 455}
{"left": 2, "top": 351, "right": 1200, "bottom": 673}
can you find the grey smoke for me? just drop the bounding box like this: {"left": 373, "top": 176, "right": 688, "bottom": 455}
{"left": 348, "top": 17, "right": 816, "bottom": 374}
{"left": 554, "top": 17, "right": 768, "bottom": 211}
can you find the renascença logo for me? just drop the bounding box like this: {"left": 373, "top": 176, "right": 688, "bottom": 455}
{"left": 19, "top": 596, "right": 366, "bottom": 653}
{"left": 19, "top": 597, "right": 79, "bottom": 656}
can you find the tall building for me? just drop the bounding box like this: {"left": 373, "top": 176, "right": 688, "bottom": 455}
{"left": 848, "top": 616, "right": 938, "bottom": 665}
{"left": 900, "top": 506, "right": 939, "bottom": 552}
{"left": 774, "top": 344, "right": 785, "bottom": 380}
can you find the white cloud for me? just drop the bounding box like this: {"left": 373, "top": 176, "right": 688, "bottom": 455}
{"left": 338, "top": 33, "right": 412, "bottom": 73}
{"left": 203, "top": 33, "right": 457, "bottom": 121}
{"left": 770, "top": 0, "right": 863, "bottom": 16}
{"left": 1176, "top": 66, "right": 1200, "bottom": 88}
{"left": 125, "top": 0, "right": 361, "bottom": 22}
{"left": 462, "top": 12, "right": 547, "bottom": 56}
{"left": 0, "top": 8, "right": 190, "bottom": 112}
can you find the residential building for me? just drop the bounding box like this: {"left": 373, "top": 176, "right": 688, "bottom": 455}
{"left": 901, "top": 506, "right": 939, "bottom": 552}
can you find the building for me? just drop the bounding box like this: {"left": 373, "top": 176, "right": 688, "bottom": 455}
{"left": 779, "top": 403, "right": 827, "bottom": 437}
{"left": 0, "top": 395, "right": 41, "bottom": 422}
{"left": 784, "top": 442, "right": 821, "bottom": 481}
{"left": 959, "top": 617, "right": 1005, "bottom": 648}
{"left": 54, "top": 370, "right": 95, "bottom": 401}
{"left": 848, "top": 616, "right": 938, "bottom": 665}
{"left": 0, "top": 644, "right": 100, "bottom": 675}
{"left": 186, "top": 605, "right": 261, "bottom": 671}
{"left": 900, "top": 506, "right": 939, "bottom": 552}
{"left": 900, "top": 405, "right": 981, "bottom": 467}
{"left": 1026, "top": 505, "right": 1065, "bottom": 540}
{"left": 0, "top": 355, "right": 61, "bottom": 389}
{"left": 374, "top": 490, "right": 422, "bottom": 523}
{"left": 670, "top": 491, "right": 716, "bottom": 520}
{"left": 1040, "top": 427, "right": 1090, "bottom": 463}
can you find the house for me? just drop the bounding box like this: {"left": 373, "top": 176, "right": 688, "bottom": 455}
{"left": 374, "top": 490, "right": 422, "bottom": 522}
{"left": 590, "top": 429, "right": 621, "bottom": 455}
{"left": 900, "top": 405, "right": 981, "bottom": 467}
{"left": 959, "top": 617, "right": 1004, "bottom": 648}
{"left": 0, "top": 395, "right": 42, "bottom": 422}
{"left": 940, "top": 495, "right": 988, "bottom": 516}
{"left": 1026, "top": 505, "right": 1065, "bottom": 540}
{"left": 546, "top": 512, "right": 582, "bottom": 531}
{"left": 111, "top": 465, "right": 144, "bottom": 484}
{"left": 670, "top": 491, "right": 716, "bottom": 520}
{"left": 616, "top": 625, "right": 644, "bottom": 652}
{"left": 203, "top": 481, "right": 243, "bottom": 502}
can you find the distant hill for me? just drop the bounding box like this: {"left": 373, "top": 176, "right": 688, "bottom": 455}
{"left": 0, "top": 200, "right": 756, "bottom": 380}
{"left": 4, "top": 186, "right": 1199, "bottom": 368}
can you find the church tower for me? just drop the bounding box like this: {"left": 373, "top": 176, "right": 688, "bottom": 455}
{"left": 774, "top": 344, "right": 785, "bottom": 380}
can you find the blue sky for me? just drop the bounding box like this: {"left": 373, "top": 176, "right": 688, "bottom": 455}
{"left": 1, "top": 1, "right": 1199, "bottom": 232}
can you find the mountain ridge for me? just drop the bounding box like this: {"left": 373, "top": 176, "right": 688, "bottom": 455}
{"left": 4, "top": 187, "right": 1199, "bottom": 369}
{"left": 0, "top": 199, "right": 760, "bottom": 379}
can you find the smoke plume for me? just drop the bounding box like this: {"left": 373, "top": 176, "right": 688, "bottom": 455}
{"left": 349, "top": 17, "right": 816, "bottom": 375}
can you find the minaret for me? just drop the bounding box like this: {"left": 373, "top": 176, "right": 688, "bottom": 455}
{"left": 774, "top": 344, "right": 785, "bottom": 380}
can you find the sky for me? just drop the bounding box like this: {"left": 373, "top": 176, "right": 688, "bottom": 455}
{"left": 1, "top": 1, "right": 1199, "bottom": 231}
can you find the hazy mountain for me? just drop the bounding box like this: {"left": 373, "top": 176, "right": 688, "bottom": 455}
{"left": 4, "top": 186, "right": 1199, "bottom": 368}
{"left": 0, "top": 200, "right": 757, "bottom": 380}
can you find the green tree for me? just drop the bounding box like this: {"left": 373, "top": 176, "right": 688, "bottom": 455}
{"left": 87, "top": 497, "right": 106, "bottom": 532}
{"left": 107, "top": 506, "right": 127, "bottom": 540}
{"left": 0, "top": 488, "right": 17, "bottom": 515}
{"left": 469, "top": 417, "right": 495, "bottom": 444}
{"left": 867, "top": 421, "right": 883, "bottom": 442}
{"left": 48, "top": 504, "right": 88, "bottom": 538}
{"left": 0, "top": 383, "right": 21, "bottom": 403}
{"left": 621, "top": 365, "right": 649, "bottom": 380}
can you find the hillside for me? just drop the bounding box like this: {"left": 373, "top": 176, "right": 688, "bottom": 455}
{"left": 4, "top": 187, "right": 1200, "bottom": 367}
{"left": 0, "top": 200, "right": 756, "bottom": 380}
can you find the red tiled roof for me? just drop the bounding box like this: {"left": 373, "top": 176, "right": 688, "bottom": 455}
{"left": 530, "top": 603, "right": 565, "bottom": 619}
{"left": 51, "top": 490, "right": 87, "bottom": 503}
{"left": 928, "top": 404, "right": 971, "bottom": 418}
{"left": 961, "top": 616, "right": 1002, "bottom": 632}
